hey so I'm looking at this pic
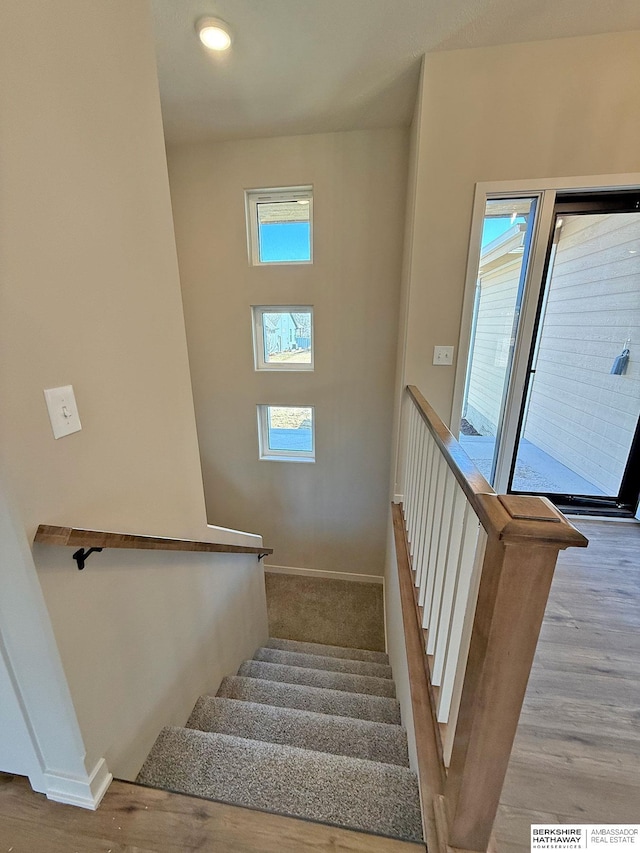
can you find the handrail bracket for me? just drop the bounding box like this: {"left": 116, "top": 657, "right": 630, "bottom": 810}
{"left": 72, "top": 547, "right": 103, "bottom": 570}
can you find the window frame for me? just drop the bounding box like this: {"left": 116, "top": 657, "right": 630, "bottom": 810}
{"left": 451, "top": 172, "right": 640, "bottom": 502}
{"left": 256, "top": 404, "right": 316, "bottom": 463}
{"left": 251, "top": 305, "right": 314, "bottom": 372}
{"left": 245, "top": 186, "right": 313, "bottom": 266}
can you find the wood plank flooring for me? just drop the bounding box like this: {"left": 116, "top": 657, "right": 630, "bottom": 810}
{"left": 494, "top": 519, "right": 640, "bottom": 853}
{"left": 0, "top": 774, "right": 425, "bottom": 853}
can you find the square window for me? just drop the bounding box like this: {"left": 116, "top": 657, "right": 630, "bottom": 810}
{"left": 246, "top": 187, "right": 313, "bottom": 265}
{"left": 252, "top": 306, "right": 314, "bottom": 371}
{"left": 257, "top": 405, "right": 315, "bottom": 462}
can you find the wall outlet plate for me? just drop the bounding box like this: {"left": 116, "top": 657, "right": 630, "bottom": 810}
{"left": 433, "top": 345, "right": 455, "bottom": 366}
{"left": 44, "top": 385, "right": 82, "bottom": 439}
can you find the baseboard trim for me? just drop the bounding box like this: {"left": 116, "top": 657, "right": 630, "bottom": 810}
{"left": 44, "top": 757, "right": 112, "bottom": 810}
{"left": 264, "top": 564, "right": 384, "bottom": 585}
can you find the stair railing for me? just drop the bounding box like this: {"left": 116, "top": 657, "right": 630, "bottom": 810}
{"left": 34, "top": 525, "right": 272, "bottom": 569}
{"left": 395, "top": 385, "right": 587, "bottom": 852}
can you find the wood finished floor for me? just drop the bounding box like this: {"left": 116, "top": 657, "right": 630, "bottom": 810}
{"left": 495, "top": 519, "right": 640, "bottom": 852}
{"left": 0, "top": 774, "right": 425, "bottom": 853}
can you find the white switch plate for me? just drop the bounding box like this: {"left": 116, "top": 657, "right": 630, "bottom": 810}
{"left": 44, "top": 385, "right": 82, "bottom": 439}
{"left": 433, "top": 345, "right": 455, "bottom": 366}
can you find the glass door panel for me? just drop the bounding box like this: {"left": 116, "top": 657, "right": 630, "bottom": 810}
{"left": 459, "top": 197, "right": 537, "bottom": 484}
{"left": 510, "top": 209, "right": 640, "bottom": 508}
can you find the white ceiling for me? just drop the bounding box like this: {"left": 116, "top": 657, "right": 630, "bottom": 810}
{"left": 151, "top": 0, "right": 640, "bottom": 145}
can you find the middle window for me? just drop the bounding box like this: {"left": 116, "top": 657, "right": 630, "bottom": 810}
{"left": 251, "top": 306, "right": 314, "bottom": 371}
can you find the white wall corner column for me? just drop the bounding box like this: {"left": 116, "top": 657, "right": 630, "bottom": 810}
{"left": 0, "top": 476, "right": 112, "bottom": 809}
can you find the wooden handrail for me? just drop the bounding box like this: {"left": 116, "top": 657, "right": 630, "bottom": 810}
{"left": 398, "top": 386, "right": 588, "bottom": 852}
{"left": 406, "top": 385, "right": 586, "bottom": 549}
{"left": 34, "top": 525, "right": 272, "bottom": 560}
{"left": 407, "top": 384, "right": 494, "bottom": 502}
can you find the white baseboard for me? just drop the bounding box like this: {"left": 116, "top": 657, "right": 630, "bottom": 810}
{"left": 265, "top": 563, "right": 384, "bottom": 585}
{"left": 44, "top": 757, "right": 112, "bottom": 810}
{"left": 393, "top": 494, "right": 404, "bottom": 504}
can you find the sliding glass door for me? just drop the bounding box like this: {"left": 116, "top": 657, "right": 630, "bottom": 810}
{"left": 458, "top": 197, "right": 537, "bottom": 483}
{"left": 509, "top": 195, "right": 640, "bottom": 513}
{"left": 458, "top": 187, "right": 640, "bottom": 516}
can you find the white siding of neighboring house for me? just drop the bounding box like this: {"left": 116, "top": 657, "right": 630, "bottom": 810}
{"left": 464, "top": 230, "right": 524, "bottom": 435}
{"left": 523, "top": 213, "right": 640, "bottom": 495}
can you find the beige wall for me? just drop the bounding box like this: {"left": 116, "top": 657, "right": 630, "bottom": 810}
{"left": 0, "top": 0, "right": 207, "bottom": 542}
{"left": 0, "top": 0, "right": 267, "bottom": 784}
{"left": 168, "top": 129, "right": 408, "bottom": 576}
{"left": 398, "top": 30, "right": 640, "bottom": 457}
{"left": 36, "top": 545, "right": 266, "bottom": 780}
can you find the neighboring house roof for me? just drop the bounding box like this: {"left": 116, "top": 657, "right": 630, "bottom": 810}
{"left": 479, "top": 224, "right": 527, "bottom": 277}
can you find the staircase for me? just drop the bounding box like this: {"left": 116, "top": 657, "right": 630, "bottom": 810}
{"left": 136, "top": 638, "right": 423, "bottom": 843}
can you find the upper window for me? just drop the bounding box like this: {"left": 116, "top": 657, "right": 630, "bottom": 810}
{"left": 252, "top": 306, "right": 314, "bottom": 371}
{"left": 245, "top": 186, "right": 313, "bottom": 265}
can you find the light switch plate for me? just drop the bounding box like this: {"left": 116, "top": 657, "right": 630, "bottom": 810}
{"left": 433, "top": 345, "right": 455, "bottom": 366}
{"left": 44, "top": 385, "right": 82, "bottom": 439}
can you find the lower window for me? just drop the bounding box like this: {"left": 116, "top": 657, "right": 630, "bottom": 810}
{"left": 257, "top": 405, "right": 315, "bottom": 462}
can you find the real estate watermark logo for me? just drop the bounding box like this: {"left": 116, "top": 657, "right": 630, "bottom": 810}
{"left": 532, "top": 826, "right": 640, "bottom": 850}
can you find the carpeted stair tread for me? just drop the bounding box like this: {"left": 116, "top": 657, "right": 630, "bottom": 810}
{"left": 254, "top": 647, "right": 393, "bottom": 680}
{"left": 217, "top": 675, "right": 401, "bottom": 724}
{"left": 186, "top": 696, "right": 409, "bottom": 767}
{"left": 238, "top": 660, "right": 396, "bottom": 698}
{"left": 136, "top": 726, "right": 422, "bottom": 842}
{"left": 265, "top": 637, "right": 389, "bottom": 665}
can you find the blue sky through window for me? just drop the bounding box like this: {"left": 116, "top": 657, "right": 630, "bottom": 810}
{"left": 259, "top": 222, "right": 311, "bottom": 262}
{"left": 481, "top": 216, "right": 526, "bottom": 248}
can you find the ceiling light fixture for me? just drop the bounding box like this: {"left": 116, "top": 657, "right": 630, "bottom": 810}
{"left": 196, "top": 17, "right": 232, "bottom": 51}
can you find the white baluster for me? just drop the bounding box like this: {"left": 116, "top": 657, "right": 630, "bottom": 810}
{"left": 437, "top": 513, "right": 483, "bottom": 723}
{"left": 405, "top": 406, "right": 417, "bottom": 548}
{"left": 415, "top": 433, "right": 436, "bottom": 593}
{"left": 412, "top": 421, "right": 427, "bottom": 560}
{"left": 431, "top": 484, "right": 468, "bottom": 685}
{"left": 426, "top": 469, "right": 457, "bottom": 650}
{"left": 408, "top": 416, "right": 423, "bottom": 557}
{"left": 418, "top": 441, "right": 441, "bottom": 608}
{"left": 421, "top": 454, "right": 447, "bottom": 616}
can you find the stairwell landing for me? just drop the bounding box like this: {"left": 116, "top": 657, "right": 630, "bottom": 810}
{"left": 136, "top": 637, "right": 423, "bottom": 843}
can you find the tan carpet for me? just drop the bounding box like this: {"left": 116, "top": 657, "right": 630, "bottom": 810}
{"left": 264, "top": 573, "right": 385, "bottom": 652}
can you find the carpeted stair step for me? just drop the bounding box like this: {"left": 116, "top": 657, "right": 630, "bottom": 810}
{"left": 217, "top": 675, "right": 401, "bottom": 724}
{"left": 265, "top": 637, "right": 388, "bottom": 665}
{"left": 254, "top": 647, "right": 393, "bottom": 680}
{"left": 137, "top": 726, "right": 422, "bottom": 842}
{"left": 186, "top": 696, "right": 409, "bottom": 767}
{"left": 237, "top": 660, "right": 396, "bottom": 698}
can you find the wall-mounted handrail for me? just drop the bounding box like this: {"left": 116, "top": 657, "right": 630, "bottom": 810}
{"left": 34, "top": 525, "right": 273, "bottom": 569}
{"left": 397, "top": 385, "right": 587, "bottom": 852}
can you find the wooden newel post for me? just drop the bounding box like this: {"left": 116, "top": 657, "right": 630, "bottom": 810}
{"left": 444, "top": 494, "right": 588, "bottom": 852}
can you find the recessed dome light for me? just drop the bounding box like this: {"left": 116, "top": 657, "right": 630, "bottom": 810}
{"left": 196, "top": 17, "right": 232, "bottom": 51}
